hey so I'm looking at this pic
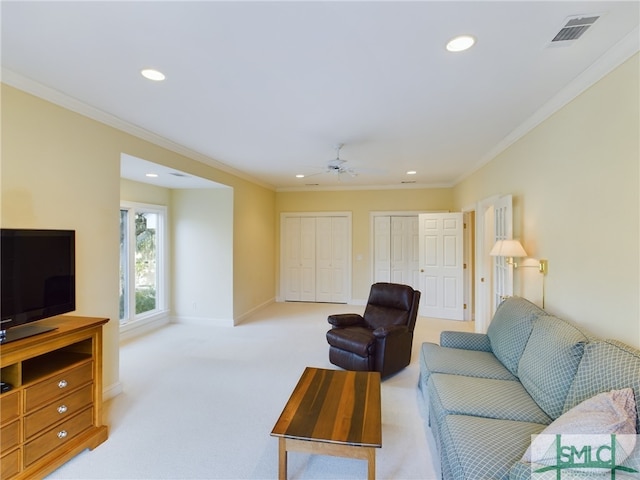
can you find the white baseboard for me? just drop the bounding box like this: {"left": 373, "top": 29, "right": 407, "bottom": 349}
{"left": 103, "top": 381, "right": 123, "bottom": 401}
{"left": 233, "top": 298, "right": 275, "bottom": 325}
{"left": 172, "top": 315, "right": 235, "bottom": 327}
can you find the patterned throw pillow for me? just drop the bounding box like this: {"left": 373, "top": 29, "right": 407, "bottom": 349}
{"left": 522, "top": 388, "right": 637, "bottom": 468}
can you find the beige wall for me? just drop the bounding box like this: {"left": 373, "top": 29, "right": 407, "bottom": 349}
{"left": 120, "top": 178, "right": 171, "bottom": 205}
{"left": 2, "top": 85, "right": 277, "bottom": 393}
{"left": 454, "top": 54, "right": 640, "bottom": 347}
{"left": 275, "top": 188, "right": 453, "bottom": 300}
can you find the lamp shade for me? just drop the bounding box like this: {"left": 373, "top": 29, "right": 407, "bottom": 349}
{"left": 490, "top": 239, "right": 527, "bottom": 258}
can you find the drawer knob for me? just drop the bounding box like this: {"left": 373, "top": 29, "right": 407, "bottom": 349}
{"left": 58, "top": 380, "right": 68, "bottom": 389}
{"left": 57, "top": 430, "right": 68, "bottom": 439}
{"left": 57, "top": 404, "right": 68, "bottom": 414}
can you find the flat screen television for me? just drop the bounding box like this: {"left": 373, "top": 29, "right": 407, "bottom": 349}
{"left": 1, "top": 229, "right": 75, "bottom": 343}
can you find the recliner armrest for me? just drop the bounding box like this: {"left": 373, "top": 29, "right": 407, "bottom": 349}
{"left": 440, "top": 331, "right": 492, "bottom": 351}
{"left": 328, "top": 313, "right": 365, "bottom": 328}
{"left": 373, "top": 324, "right": 408, "bottom": 338}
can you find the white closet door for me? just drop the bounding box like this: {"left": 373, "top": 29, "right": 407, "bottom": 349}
{"left": 390, "top": 216, "right": 420, "bottom": 287}
{"left": 373, "top": 215, "right": 420, "bottom": 290}
{"left": 299, "top": 217, "right": 317, "bottom": 301}
{"left": 281, "top": 214, "right": 350, "bottom": 303}
{"left": 283, "top": 216, "right": 303, "bottom": 301}
{"left": 373, "top": 216, "right": 391, "bottom": 282}
{"left": 316, "top": 217, "right": 348, "bottom": 303}
{"left": 282, "top": 216, "right": 316, "bottom": 301}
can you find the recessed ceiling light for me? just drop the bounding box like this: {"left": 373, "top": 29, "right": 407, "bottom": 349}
{"left": 446, "top": 35, "right": 476, "bottom": 52}
{"left": 145, "top": 173, "right": 158, "bottom": 178}
{"left": 296, "top": 174, "right": 305, "bottom": 178}
{"left": 141, "top": 69, "right": 166, "bottom": 81}
{"left": 407, "top": 170, "right": 417, "bottom": 175}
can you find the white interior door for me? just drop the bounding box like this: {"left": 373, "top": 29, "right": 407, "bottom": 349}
{"left": 473, "top": 194, "right": 514, "bottom": 333}
{"left": 419, "top": 213, "right": 464, "bottom": 320}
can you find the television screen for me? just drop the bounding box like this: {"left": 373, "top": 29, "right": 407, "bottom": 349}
{"left": 1, "top": 229, "right": 75, "bottom": 342}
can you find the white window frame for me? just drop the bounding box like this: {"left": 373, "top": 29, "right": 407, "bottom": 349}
{"left": 119, "top": 201, "right": 169, "bottom": 337}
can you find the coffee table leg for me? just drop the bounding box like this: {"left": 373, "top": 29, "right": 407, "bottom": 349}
{"left": 367, "top": 447, "right": 376, "bottom": 480}
{"left": 278, "top": 437, "right": 288, "bottom": 480}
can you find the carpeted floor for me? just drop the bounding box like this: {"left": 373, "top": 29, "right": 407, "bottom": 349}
{"left": 47, "top": 301, "right": 474, "bottom": 479}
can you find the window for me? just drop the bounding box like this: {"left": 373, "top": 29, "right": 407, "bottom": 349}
{"left": 120, "top": 202, "right": 167, "bottom": 325}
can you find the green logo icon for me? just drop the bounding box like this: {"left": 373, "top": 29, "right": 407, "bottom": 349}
{"left": 531, "top": 434, "right": 639, "bottom": 479}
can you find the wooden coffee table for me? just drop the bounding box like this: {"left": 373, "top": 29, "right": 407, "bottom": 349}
{"left": 271, "top": 367, "right": 382, "bottom": 480}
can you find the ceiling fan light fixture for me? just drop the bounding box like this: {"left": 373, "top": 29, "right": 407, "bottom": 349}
{"left": 446, "top": 35, "right": 476, "bottom": 52}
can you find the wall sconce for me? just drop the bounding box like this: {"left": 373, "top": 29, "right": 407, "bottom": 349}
{"left": 490, "top": 239, "right": 549, "bottom": 275}
{"left": 489, "top": 239, "right": 528, "bottom": 267}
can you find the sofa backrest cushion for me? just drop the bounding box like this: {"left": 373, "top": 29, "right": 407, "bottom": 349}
{"left": 517, "top": 316, "right": 589, "bottom": 419}
{"left": 486, "top": 297, "right": 546, "bottom": 375}
{"left": 564, "top": 339, "right": 640, "bottom": 432}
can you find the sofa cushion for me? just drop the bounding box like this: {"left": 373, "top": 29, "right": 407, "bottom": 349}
{"left": 487, "top": 297, "right": 546, "bottom": 375}
{"left": 564, "top": 339, "right": 640, "bottom": 432}
{"left": 517, "top": 316, "right": 588, "bottom": 419}
{"left": 420, "top": 342, "right": 517, "bottom": 386}
{"left": 440, "top": 415, "right": 546, "bottom": 480}
{"left": 428, "top": 373, "right": 552, "bottom": 425}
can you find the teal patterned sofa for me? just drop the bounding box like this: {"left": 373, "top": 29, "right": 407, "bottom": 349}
{"left": 418, "top": 296, "right": 640, "bottom": 480}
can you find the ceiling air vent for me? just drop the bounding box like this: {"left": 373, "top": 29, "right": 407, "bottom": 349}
{"left": 549, "top": 14, "right": 601, "bottom": 46}
{"left": 169, "top": 172, "right": 189, "bottom": 177}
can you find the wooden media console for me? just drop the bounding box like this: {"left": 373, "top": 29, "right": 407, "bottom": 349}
{"left": 0, "top": 316, "right": 109, "bottom": 479}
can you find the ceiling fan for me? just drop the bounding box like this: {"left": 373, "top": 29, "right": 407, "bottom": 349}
{"left": 306, "top": 144, "right": 357, "bottom": 179}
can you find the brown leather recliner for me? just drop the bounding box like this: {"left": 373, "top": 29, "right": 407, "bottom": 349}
{"left": 326, "top": 282, "right": 421, "bottom": 378}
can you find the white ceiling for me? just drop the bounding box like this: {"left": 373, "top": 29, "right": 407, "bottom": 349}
{"left": 2, "top": 1, "right": 639, "bottom": 191}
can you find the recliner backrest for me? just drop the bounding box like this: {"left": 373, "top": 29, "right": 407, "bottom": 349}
{"left": 363, "top": 283, "right": 420, "bottom": 331}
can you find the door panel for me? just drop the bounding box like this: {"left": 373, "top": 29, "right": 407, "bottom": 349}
{"left": 283, "top": 217, "right": 302, "bottom": 301}
{"left": 419, "top": 213, "right": 464, "bottom": 320}
{"left": 373, "top": 215, "right": 420, "bottom": 291}
{"left": 373, "top": 216, "right": 391, "bottom": 283}
{"left": 328, "top": 216, "right": 348, "bottom": 303}
{"left": 300, "top": 217, "right": 316, "bottom": 301}
{"left": 492, "top": 195, "right": 513, "bottom": 313}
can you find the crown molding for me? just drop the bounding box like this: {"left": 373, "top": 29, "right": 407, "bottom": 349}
{"left": 456, "top": 26, "right": 640, "bottom": 186}
{"left": 1, "top": 69, "right": 275, "bottom": 191}
{"left": 276, "top": 181, "right": 453, "bottom": 193}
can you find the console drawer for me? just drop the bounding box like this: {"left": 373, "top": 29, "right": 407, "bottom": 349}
{"left": 24, "top": 407, "right": 93, "bottom": 467}
{"left": 1, "top": 419, "right": 21, "bottom": 451}
{"left": 24, "top": 384, "right": 93, "bottom": 439}
{"left": 1, "top": 391, "right": 20, "bottom": 425}
{"left": 0, "top": 448, "right": 21, "bottom": 480}
{"left": 24, "top": 361, "right": 93, "bottom": 411}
